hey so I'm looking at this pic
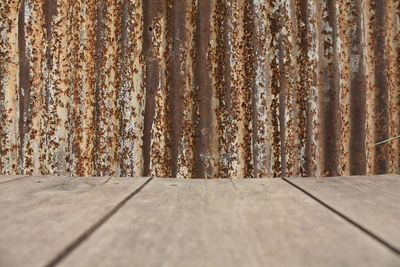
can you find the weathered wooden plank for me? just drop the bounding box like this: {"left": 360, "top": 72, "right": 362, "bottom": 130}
{"left": 0, "top": 175, "right": 30, "bottom": 184}
{"left": 288, "top": 174, "right": 400, "bottom": 251}
{"left": 0, "top": 176, "right": 149, "bottom": 267}
{"left": 58, "top": 178, "right": 400, "bottom": 267}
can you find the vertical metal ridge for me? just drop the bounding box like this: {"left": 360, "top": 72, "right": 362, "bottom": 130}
{"left": 252, "top": 0, "right": 273, "bottom": 178}
{"left": 336, "top": 0, "right": 351, "bottom": 176}
{"left": 69, "top": 0, "right": 83, "bottom": 177}
{"left": 0, "top": 0, "right": 20, "bottom": 175}
{"left": 70, "top": 0, "right": 97, "bottom": 177}
{"left": 149, "top": 0, "right": 171, "bottom": 177}
{"left": 396, "top": 1, "right": 400, "bottom": 173}
{"left": 96, "top": 0, "right": 120, "bottom": 176}
{"left": 347, "top": 0, "right": 367, "bottom": 176}
{"left": 321, "top": 0, "right": 341, "bottom": 177}
{"left": 142, "top": 0, "right": 157, "bottom": 177}
{"left": 305, "top": 0, "right": 321, "bottom": 177}
{"left": 386, "top": 0, "right": 400, "bottom": 174}
{"left": 176, "top": 0, "right": 196, "bottom": 179}
{"left": 294, "top": 0, "right": 310, "bottom": 177}
{"left": 363, "top": 0, "right": 375, "bottom": 175}
{"left": 193, "top": 0, "right": 216, "bottom": 178}
{"left": 242, "top": 0, "right": 255, "bottom": 178}
{"left": 281, "top": 0, "right": 299, "bottom": 177}
{"left": 168, "top": 0, "right": 186, "bottom": 178}
{"left": 397, "top": 2, "right": 400, "bottom": 173}
{"left": 18, "top": 0, "right": 29, "bottom": 174}
{"left": 116, "top": 0, "right": 145, "bottom": 177}
{"left": 269, "top": 0, "right": 283, "bottom": 177}
{"left": 44, "top": 0, "right": 70, "bottom": 175}
{"left": 225, "top": 0, "right": 247, "bottom": 178}
{"left": 22, "top": 0, "right": 47, "bottom": 175}
{"left": 212, "top": 0, "right": 227, "bottom": 178}
{"left": 372, "top": 0, "right": 389, "bottom": 174}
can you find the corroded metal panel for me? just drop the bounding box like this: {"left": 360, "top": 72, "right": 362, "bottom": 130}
{"left": 0, "top": 0, "right": 399, "bottom": 178}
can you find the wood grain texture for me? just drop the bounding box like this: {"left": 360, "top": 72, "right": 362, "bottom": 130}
{"left": 289, "top": 174, "right": 400, "bottom": 251}
{"left": 58, "top": 178, "right": 400, "bottom": 267}
{"left": 0, "top": 176, "right": 148, "bottom": 267}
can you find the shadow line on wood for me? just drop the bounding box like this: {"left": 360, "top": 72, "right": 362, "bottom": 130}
{"left": 282, "top": 177, "right": 400, "bottom": 256}
{"left": 45, "top": 177, "right": 154, "bottom": 267}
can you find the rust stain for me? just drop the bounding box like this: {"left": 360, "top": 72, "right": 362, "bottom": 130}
{"left": 116, "top": 0, "right": 145, "bottom": 177}
{"left": 347, "top": 0, "right": 367, "bottom": 175}
{"left": 70, "top": 0, "right": 97, "bottom": 177}
{"left": 1, "top": 0, "right": 399, "bottom": 178}
{"left": 318, "top": 0, "right": 341, "bottom": 177}
{"left": 386, "top": 0, "right": 400, "bottom": 174}
{"left": 268, "top": 0, "right": 283, "bottom": 177}
{"left": 46, "top": 0, "right": 70, "bottom": 176}
{"left": 212, "top": 0, "right": 228, "bottom": 178}
{"left": 252, "top": 0, "right": 273, "bottom": 178}
{"left": 294, "top": 0, "right": 312, "bottom": 177}
{"left": 363, "top": 0, "right": 376, "bottom": 175}
{"left": 337, "top": 0, "right": 351, "bottom": 176}
{"left": 22, "top": 0, "right": 47, "bottom": 175}
{"left": 0, "top": 0, "right": 20, "bottom": 175}
{"left": 193, "top": 0, "right": 217, "bottom": 179}
{"left": 281, "top": 0, "right": 299, "bottom": 177}
{"left": 176, "top": 0, "right": 196, "bottom": 178}
{"left": 225, "top": 0, "right": 249, "bottom": 178}
{"left": 306, "top": 0, "right": 321, "bottom": 177}
{"left": 148, "top": 0, "right": 171, "bottom": 178}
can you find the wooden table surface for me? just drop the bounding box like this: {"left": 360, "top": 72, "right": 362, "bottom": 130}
{"left": 0, "top": 175, "right": 399, "bottom": 267}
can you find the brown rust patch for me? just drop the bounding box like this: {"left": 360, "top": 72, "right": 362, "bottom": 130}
{"left": 193, "top": 0, "right": 216, "bottom": 178}
{"left": 18, "top": 0, "right": 30, "bottom": 173}
{"left": 148, "top": 0, "right": 171, "bottom": 178}
{"left": 347, "top": 0, "right": 367, "bottom": 175}
{"left": 23, "top": 0, "right": 47, "bottom": 175}
{"left": 317, "top": 0, "right": 341, "bottom": 177}
{"left": 268, "top": 0, "right": 283, "bottom": 177}
{"left": 385, "top": 0, "right": 399, "bottom": 174}
{"left": 169, "top": 0, "right": 187, "bottom": 178}
{"left": 176, "top": 0, "right": 196, "bottom": 179}
{"left": 212, "top": 0, "right": 229, "bottom": 178}
{"left": 251, "top": 1, "right": 273, "bottom": 178}
{"left": 0, "top": 0, "right": 20, "bottom": 174}
{"left": 371, "top": 0, "right": 389, "bottom": 174}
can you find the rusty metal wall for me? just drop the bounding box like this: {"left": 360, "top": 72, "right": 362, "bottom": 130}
{"left": 0, "top": 0, "right": 399, "bottom": 178}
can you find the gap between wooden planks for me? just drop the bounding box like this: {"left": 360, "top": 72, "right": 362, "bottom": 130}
{"left": 0, "top": 175, "right": 399, "bottom": 267}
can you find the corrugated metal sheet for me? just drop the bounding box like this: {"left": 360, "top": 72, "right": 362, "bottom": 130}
{"left": 0, "top": 0, "right": 399, "bottom": 178}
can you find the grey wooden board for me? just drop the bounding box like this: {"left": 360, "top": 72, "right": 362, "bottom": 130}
{"left": 289, "top": 174, "right": 400, "bottom": 251}
{"left": 0, "top": 175, "right": 30, "bottom": 184}
{"left": 59, "top": 178, "right": 400, "bottom": 267}
{"left": 0, "top": 176, "right": 148, "bottom": 267}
